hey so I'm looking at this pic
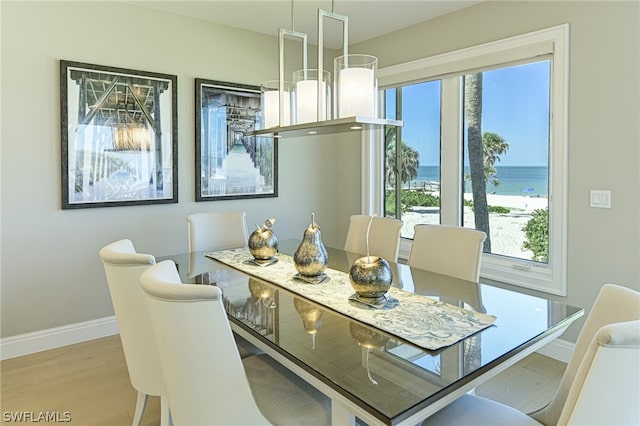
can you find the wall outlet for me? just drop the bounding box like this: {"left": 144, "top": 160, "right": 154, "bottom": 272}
{"left": 590, "top": 190, "right": 611, "bottom": 208}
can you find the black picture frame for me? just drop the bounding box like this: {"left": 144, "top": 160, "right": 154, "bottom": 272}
{"left": 60, "top": 60, "right": 178, "bottom": 209}
{"left": 195, "top": 78, "right": 278, "bottom": 202}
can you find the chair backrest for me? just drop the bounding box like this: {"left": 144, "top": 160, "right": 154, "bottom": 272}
{"left": 187, "top": 211, "right": 248, "bottom": 253}
{"left": 531, "top": 284, "right": 640, "bottom": 426}
{"left": 343, "top": 215, "right": 403, "bottom": 262}
{"left": 408, "top": 224, "right": 486, "bottom": 282}
{"left": 564, "top": 319, "right": 640, "bottom": 425}
{"left": 98, "top": 239, "right": 165, "bottom": 397}
{"left": 139, "top": 260, "right": 269, "bottom": 426}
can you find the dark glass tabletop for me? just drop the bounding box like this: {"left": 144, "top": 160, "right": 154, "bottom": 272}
{"left": 163, "top": 240, "right": 583, "bottom": 425}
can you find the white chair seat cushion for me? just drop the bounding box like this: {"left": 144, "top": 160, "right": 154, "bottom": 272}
{"left": 422, "top": 395, "right": 542, "bottom": 426}
{"left": 244, "top": 354, "right": 331, "bottom": 426}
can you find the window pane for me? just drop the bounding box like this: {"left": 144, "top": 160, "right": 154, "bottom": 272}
{"left": 384, "top": 81, "right": 441, "bottom": 239}
{"left": 462, "top": 61, "right": 550, "bottom": 264}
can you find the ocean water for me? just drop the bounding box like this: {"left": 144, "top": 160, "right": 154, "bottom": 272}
{"left": 408, "top": 166, "right": 549, "bottom": 197}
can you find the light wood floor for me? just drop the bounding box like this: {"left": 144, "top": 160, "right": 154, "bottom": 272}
{"left": 1, "top": 335, "right": 565, "bottom": 425}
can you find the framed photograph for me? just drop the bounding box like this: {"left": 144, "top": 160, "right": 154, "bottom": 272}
{"left": 195, "top": 79, "right": 277, "bottom": 201}
{"left": 60, "top": 60, "right": 178, "bottom": 209}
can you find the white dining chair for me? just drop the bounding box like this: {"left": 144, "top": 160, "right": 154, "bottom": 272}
{"left": 343, "top": 214, "right": 403, "bottom": 262}
{"left": 187, "top": 211, "right": 248, "bottom": 253}
{"left": 423, "top": 283, "right": 640, "bottom": 426}
{"left": 99, "top": 239, "right": 170, "bottom": 426}
{"left": 408, "top": 224, "right": 486, "bottom": 282}
{"left": 139, "top": 260, "right": 331, "bottom": 426}
{"left": 186, "top": 210, "right": 262, "bottom": 358}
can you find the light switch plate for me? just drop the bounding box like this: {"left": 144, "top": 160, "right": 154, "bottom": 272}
{"left": 590, "top": 190, "right": 611, "bottom": 208}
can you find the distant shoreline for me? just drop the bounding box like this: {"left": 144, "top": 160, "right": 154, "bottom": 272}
{"left": 394, "top": 189, "right": 549, "bottom": 212}
{"left": 473, "top": 193, "right": 548, "bottom": 212}
{"left": 406, "top": 165, "right": 549, "bottom": 197}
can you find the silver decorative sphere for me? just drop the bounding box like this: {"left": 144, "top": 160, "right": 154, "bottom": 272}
{"left": 249, "top": 219, "right": 278, "bottom": 260}
{"left": 349, "top": 256, "right": 393, "bottom": 303}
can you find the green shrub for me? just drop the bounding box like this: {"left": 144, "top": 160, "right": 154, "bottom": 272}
{"left": 401, "top": 190, "right": 440, "bottom": 207}
{"left": 385, "top": 191, "right": 396, "bottom": 214}
{"left": 465, "top": 200, "right": 511, "bottom": 214}
{"left": 522, "top": 208, "right": 549, "bottom": 262}
{"left": 489, "top": 205, "right": 510, "bottom": 214}
{"left": 385, "top": 190, "right": 440, "bottom": 214}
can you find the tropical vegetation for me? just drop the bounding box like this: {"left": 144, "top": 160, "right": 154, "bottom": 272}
{"left": 385, "top": 139, "right": 420, "bottom": 187}
{"left": 522, "top": 208, "right": 549, "bottom": 262}
{"left": 465, "top": 73, "right": 492, "bottom": 252}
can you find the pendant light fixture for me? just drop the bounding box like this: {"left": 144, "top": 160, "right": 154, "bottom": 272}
{"left": 260, "top": 0, "right": 307, "bottom": 130}
{"left": 251, "top": 0, "right": 401, "bottom": 138}
{"left": 335, "top": 54, "right": 378, "bottom": 118}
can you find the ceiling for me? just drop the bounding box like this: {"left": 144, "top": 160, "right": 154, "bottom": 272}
{"left": 123, "top": 0, "right": 481, "bottom": 48}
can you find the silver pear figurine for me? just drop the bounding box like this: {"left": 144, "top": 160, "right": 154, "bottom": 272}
{"left": 294, "top": 213, "right": 328, "bottom": 277}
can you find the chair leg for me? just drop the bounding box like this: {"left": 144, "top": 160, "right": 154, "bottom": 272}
{"left": 132, "top": 392, "right": 148, "bottom": 426}
{"left": 160, "top": 395, "right": 172, "bottom": 426}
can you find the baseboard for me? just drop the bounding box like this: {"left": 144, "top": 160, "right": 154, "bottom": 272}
{"left": 536, "top": 337, "right": 574, "bottom": 363}
{"left": 1, "top": 316, "right": 119, "bottom": 360}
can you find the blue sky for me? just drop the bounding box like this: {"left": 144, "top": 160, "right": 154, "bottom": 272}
{"left": 386, "top": 60, "right": 551, "bottom": 167}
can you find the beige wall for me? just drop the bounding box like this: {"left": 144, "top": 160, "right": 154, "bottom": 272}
{"left": 353, "top": 0, "right": 640, "bottom": 341}
{"left": 1, "top": 1, "right": 638, "bottom": 345}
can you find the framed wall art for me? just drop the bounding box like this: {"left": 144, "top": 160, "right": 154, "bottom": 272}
{"left": 60, "top": 60, "right": 178, "bottom": 209}
{"left": 195, "top": 78, "right": 277, "bottom": 201}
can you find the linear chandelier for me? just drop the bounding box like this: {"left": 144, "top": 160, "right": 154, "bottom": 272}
{"left": 259, "top": 0, "right": 381, "bottom": 134}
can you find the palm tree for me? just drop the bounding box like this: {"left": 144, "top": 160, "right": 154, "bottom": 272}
{"left": 482, "top": 131, "right": 509, "bottom": 187}
{"left": 385, "top": 139, "right": 420, "bottom": 187}
{"left": 464, "top": 131, "right": 510, "bottom": 187}
{"left": 465, "top": 73, "right": 492, "bottom": 252}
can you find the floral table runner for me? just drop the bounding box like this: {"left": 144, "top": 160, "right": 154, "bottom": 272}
{"left": 206, "top": 248, "right": 496, "bottom": 350}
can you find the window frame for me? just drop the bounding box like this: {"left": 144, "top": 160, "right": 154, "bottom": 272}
{"left": 364, "top": 24, "right": 569, "bottom": 295}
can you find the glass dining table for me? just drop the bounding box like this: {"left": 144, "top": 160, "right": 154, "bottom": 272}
{"left": 162, "top": 240, "right": 583, "bottom": 426}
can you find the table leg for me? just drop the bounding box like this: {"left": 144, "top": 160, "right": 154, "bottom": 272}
{"left": 332, "top": 399, "right": 356, "bottom": 426}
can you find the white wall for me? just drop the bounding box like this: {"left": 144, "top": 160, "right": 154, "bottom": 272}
{"left": 352, "top": 0, "right": 640, "bottom": 342}
{"left": 0, "top": 1, "right": 343, "bottom": 338}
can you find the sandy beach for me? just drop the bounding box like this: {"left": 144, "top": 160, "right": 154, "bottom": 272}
{"left": 401, "top": 193, "right": 548, "bottom": 259}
